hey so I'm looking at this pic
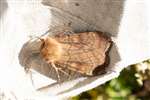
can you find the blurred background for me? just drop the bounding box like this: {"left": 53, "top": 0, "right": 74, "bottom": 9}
{"left": 71, "top": 59, "right": 150, "bottom": 100}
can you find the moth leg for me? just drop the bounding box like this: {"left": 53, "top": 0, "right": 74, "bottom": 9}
{"left": 51, "top": 62, "right": 60, "bottom": 82}
{"left": 57, "top": 67, "right": 69, "bottom": 76}
{"left": 55, "top": 63, "right": 70, "bottom": 76}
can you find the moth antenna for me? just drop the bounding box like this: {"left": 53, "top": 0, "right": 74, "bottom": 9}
{"left": 35, "top": 36, "right": 45, "bottom": 43}
{"left": 29, "top": 35, "right": 45, "bottom": 42}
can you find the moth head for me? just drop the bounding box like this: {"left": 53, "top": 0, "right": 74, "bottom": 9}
{"left": 39, "top": 37, "right": 63, "bottom": 63}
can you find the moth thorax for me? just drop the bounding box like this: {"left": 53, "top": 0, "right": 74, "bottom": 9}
{"left": 40, "top": 37, "right": 63, "bottom": 63}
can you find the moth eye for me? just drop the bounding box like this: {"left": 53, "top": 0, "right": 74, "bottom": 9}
{"left": 45, "top": 58, "right": 49, "bottom": 61}
{"left": 67, "top": 34, "right": 70, "bottom": 37}
{"left": 40, "top": 42, "right": 45, "bottom": 49}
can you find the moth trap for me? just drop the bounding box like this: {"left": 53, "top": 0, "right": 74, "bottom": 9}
{"left": 19, "top": 31, "right": 112, "bottom": 84}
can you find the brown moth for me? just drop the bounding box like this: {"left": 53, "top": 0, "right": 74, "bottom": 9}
{"left": 39, "top": 32, "right": 112, "bottom": 80}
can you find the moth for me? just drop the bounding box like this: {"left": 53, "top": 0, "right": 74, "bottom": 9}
{"left": 39, "top": 32, "right": 112, "bottom": 80}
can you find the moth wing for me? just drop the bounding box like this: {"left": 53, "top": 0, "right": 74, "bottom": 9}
{"left": 55, "top": 32, "right": 111, "bottom": 75}
{"left": 56, "top": 61, "right": 94, "bottom": 75}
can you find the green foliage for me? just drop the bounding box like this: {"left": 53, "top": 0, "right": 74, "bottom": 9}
{"left": 71, "top": 60, "right": 150, "bottom": 100}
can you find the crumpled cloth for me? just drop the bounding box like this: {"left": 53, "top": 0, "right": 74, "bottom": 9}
{"left": 0, "top": 0, "right": 150, "bottom": 99}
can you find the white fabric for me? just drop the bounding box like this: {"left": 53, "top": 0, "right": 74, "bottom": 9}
{"left": 0, "top": 0, "right": 150, "bottom": 99}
